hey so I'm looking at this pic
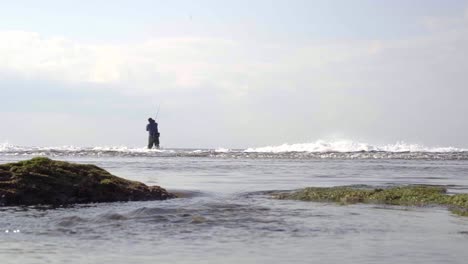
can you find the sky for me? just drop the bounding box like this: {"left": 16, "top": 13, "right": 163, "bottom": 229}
{"left": 1, "top": 0, "right": 468, "bottom": 149}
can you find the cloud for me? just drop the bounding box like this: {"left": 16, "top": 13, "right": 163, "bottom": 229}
{"left": 0, "top": 31, "right": 93, "bottom": 82}
{"left": 0, "top": 31, "right": 370, "bottom": 95}
{"left": 2, "top": 9, "right": 468, "bottom": 148}
{"left": 420, "top": 6, "right": 468, "bottom": 32}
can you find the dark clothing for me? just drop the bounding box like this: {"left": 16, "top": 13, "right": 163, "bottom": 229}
{"left": 146, "top": 122, "right": 159, "bottom": 136}
{"left": 146, "top": 120, "right": 160, "bottom": 149}
{"left": 148, "top": 134, "right": 160, "bottom": 149}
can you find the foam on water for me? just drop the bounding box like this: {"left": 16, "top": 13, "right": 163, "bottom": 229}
{"left": 214, "top": 148, "right": 231, "bottom": 153}
{"left": 0, "top": 143, "right": 171, "bottom": 154}
{"left": 1, "top": 140, "right": 467, "bottom": 160}
{"left": 245, "top": 140, "right": 466, "bottom": 153}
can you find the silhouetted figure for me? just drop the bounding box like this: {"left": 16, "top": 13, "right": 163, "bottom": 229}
{"left": 146, "top": 118, "right": 160, "bottom": 149}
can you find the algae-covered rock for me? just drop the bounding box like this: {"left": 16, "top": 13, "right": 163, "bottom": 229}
{"left": 0, "top": 157, "right": 175, "bottom": 206}
{"left": 276, "top": 185, "right": 468, "bottom": 216}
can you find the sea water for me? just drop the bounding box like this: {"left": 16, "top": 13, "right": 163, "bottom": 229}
{"left": 1, "top": 142, "right": 468, "bottom": 264}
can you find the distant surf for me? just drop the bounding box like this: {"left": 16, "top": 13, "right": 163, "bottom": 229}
{"left": 1, "top": 140, "right": 467, "bottom": 160}
{"left": 244, "top": 140, "right": 466, "bottom": 153}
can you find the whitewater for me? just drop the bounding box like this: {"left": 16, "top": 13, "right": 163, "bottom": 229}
{"left": 1, "top": 140, "right": 467, "bottom": 160}
{"left": 1, "top": 140, "right": 468, "bottom": 264}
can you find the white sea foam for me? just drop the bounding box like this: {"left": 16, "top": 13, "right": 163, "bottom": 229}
{"left": 90, "top": 146, "right": 166, "bottom": 153}
{"left": 0, "top": 140, "right": 466, "bottom": 156}
{"left": 215, "top": 148, "right": 231, "bottom": 153}
{"left": 244, "top": 140, "right": 467, "bottom": 153}
{"left": 0, "top": 143, "right": 170, "bottom": 154}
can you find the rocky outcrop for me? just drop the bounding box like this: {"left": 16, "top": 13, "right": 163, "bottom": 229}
{"left": 0, "top": 157, "right": 175, "bottom": 206}
{"left": 275, "top": 185, "right": 468, "bottom": 216}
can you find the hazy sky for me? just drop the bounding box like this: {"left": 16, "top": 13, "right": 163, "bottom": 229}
{"left": 1, "top": 0, "right": 468, "bottom": 148}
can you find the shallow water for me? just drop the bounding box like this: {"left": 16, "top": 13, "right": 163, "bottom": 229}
{"left": 1, "top": 151, "right": 468, "bottom": 264}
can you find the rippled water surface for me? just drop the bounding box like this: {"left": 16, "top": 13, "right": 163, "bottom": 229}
{"left": 1, "top": 151, "right": 468, "bottom": 264}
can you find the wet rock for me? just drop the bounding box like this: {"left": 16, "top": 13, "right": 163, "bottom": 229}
{"left": 0, "top": 157, "right": 175, "bottom": 206}
{"left": 275, "top": 185, "right": 468, "bottom": 216}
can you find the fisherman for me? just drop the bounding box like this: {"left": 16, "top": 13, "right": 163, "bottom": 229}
{"left": 146, "top": 118, "right": 160, "bottom": 149}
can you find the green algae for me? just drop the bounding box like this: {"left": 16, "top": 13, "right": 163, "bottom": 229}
{"left": 2, "top": 157, "right": 139, "bottom": 190}
{"left": 276, "top": 185, "right": 468, "bottom": 216}
{"left": 0, "top": 157, "right": 175, "bottom": 206}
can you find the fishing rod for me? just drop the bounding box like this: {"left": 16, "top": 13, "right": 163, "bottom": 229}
{"left": 154, "top": 104, "right": 161, "bottom": 149}
{"left": 155, "top": 104, "right": 161, "bottom": 120}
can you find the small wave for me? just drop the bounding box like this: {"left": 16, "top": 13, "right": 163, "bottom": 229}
{"left": 56, "top": 216, "right": 87, "bottom": 227}
{"left": 0, "top": 143, "right": 175, "bottom": 156}
{"left": 1, "top": 140, "right": 467, "bottom": 160}
{"left": 214, "top": 148, "right": 231, "bottom": 153}
{"left": 245, "top": 140, "right": 467, "bottom": 153}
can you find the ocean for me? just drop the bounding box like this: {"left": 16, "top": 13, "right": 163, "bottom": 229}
{"left": 1, "top": 141, "right": 468, "bottom": 264}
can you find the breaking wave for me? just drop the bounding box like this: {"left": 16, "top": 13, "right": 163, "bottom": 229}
{"left": 244, "top": 140, "right": 466, "bottom": 153}
{"left": 1, "top": 140, "right": 467, "bottom": 160}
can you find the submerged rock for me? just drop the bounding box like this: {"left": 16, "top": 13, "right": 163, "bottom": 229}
{"left": 0, "top": 157, "right": 175, "bottom": 206}
{"left": 275, "top": 185, "right": 468, "bottom": 216}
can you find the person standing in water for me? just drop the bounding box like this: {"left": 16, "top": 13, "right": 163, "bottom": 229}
{"left": 146, "top": 118, "right": 160, "bottom": 149}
